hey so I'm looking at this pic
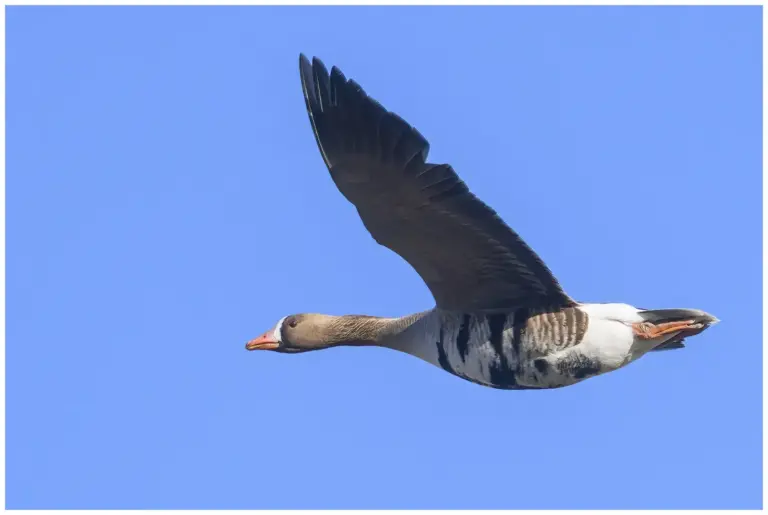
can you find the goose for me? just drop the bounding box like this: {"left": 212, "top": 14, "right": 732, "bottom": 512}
{"left": 246, "top": 54, "right": 719, "bottom": 390}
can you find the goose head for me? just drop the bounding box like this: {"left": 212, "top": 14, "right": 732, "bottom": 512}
{"left": 246, "top": 314, "right": 331, "bottom": 353}
{"left": 246, "top": 313, "right": 388, "bottom": 353}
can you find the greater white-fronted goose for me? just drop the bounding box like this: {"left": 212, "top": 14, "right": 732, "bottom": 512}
{"left": 246, "top": 55, "right": 719, "bottom": 390}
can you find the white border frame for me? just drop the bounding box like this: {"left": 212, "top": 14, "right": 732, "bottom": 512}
{"left": 0, "top": 2, "right": 763, "bottom": 514}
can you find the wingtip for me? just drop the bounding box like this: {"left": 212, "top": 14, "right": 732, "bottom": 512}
{"left": 311, "top": 55, "right": 325, "bottom": 68}
{"left": 299, "top": 53, "right": 311, "bottom": 73}
{"left": 298, "top": 53, "right": 311, "bottom": 83}
{"left": 311, "top": 56, "right": 330, "bottom": 83}
{"left": 299, "top": 54, "right": 341, "bottom": 86}
{"left": 330, "top": 64, "right": 346, "bottom": 84}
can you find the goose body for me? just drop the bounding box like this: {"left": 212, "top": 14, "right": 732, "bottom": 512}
{"left": 420, "top": 307, "right": 599, "bottom": 389}
{"left": 246, "top": 55, "right": 718, "bottom": 390}
{"left": 380, "top": 307, "right": 596, "bottom": 390}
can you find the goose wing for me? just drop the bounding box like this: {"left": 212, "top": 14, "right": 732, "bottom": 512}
{"left": 299, "top": 55, "right": 574, "bottom": 312}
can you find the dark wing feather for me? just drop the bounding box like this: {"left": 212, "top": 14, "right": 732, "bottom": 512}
{"left": 298, "top": 55, "right": 574, "bottom": 312}
{"left": 651, "top": 339, "right": 686, "bottom": 352}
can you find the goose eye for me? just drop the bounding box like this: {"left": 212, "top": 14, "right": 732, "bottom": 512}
{"left": 287, "top": 317, "right": 298, "bottom": 328}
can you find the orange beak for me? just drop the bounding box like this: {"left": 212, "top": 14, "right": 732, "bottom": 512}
{"left": 245, "top": 328, "right": 280, "bottom": 351}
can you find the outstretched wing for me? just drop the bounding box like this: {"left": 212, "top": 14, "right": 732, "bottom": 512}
{"left": 299, "top": 55, "right": 574, "bottom": 312}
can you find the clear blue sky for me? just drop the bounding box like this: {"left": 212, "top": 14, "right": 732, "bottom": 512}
{"left": 7, "top": 6, "right": 762, "bottom": 510}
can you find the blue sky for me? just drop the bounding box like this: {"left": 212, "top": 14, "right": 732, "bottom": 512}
{"left": 6, "top": 5, "right": 762, "bottom": 510}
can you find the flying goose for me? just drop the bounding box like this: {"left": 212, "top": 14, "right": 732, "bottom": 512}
{"left": 246, "top": 54, "right": 719, "bottom": 390}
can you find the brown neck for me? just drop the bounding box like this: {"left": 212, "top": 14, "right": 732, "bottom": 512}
{"left": 322, "top": 312, "right": 428, "bottom": 348}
